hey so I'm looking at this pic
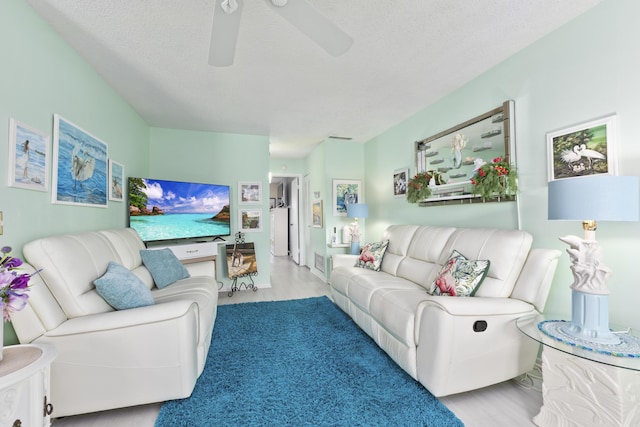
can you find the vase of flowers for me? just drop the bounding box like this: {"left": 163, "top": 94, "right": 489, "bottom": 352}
{"left": 407, "top": 171, "right": 446, "bottom": 203}
{"left": 470, "top": 157, "right": 518, "bottom": 200}
{"left": 1, "top": 246, "right": 34, "bottom": 360}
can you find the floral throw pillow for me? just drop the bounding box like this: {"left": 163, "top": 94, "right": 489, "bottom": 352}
{"left": 428, "top": 250, "right": 490, "bottom": 297}
{"left": 354, "top": 240, "right": 390, "bottom": 271}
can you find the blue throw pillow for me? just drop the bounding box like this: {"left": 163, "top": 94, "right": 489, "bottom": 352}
{"left": 140, "top": 248, "right": 190, "bottom": 289}
{"left": 94, "top": 261, "right": 155, "bottom": 310}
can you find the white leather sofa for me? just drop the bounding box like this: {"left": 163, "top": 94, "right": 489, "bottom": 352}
{"left": 10, "top": 228, "right": 218, "bottom": 417}
{"left": 330, "top": 225, "right": 561, "bottom": 397}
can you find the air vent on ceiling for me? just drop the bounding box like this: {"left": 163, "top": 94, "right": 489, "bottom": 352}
{"left": 328, "top": 135, "right": 353, "bottom": 140}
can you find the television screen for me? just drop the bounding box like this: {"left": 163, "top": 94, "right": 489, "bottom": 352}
{"left": 128, "top": 177, "right": 231, "bottom": 243}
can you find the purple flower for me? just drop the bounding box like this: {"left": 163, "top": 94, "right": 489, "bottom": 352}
{"left": 1, "top": 256, "right": 23, "bottom": 269}
{"left": 11, "top": 273, "right": 31, "bottom": 289}
{"left": 0, "top": 248, "right": 33, "bottom": 321}
{"left": 0, "top": 272, "right": 14, "bottom": 287}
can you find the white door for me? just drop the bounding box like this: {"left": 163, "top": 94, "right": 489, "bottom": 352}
{"left": 289, "top": 177, "right": 300, "bottom": 264}
{"left": 304, "top": 173, "right": 312, "bottom": 268}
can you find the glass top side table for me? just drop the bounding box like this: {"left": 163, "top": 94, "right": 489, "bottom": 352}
{"left": 516, "top": 314, "right": 640, "bottom": 371}
{"left": 517, "top": 314, "right": 640, "bottom": 426}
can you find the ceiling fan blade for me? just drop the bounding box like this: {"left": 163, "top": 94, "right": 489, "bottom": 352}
{"left": 265, "top": 0, "right": 353, "bottom": 57}
{"left": 209, "top": 0, "right": 244, "bottom": 67}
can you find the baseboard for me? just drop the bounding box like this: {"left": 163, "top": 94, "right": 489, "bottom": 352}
{"left": 310, "top": 267, "right": 328, "bottom": 283}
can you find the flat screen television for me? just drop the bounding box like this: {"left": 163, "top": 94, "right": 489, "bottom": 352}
{"left": 128, "top": 177, "right": 231, "bottom": 244}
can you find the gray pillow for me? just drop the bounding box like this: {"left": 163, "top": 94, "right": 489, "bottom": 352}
{"left": 140, "top": 248, "right": 190, "bottom": 288}
{"left": 94, "top": 261, "right": 154, "bottom": 310}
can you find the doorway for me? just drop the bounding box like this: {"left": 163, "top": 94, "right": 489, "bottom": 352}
{"left": 269, "top": 174, "right": 304, "bottom": 267}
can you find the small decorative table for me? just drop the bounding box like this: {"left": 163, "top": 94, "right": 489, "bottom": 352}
{"left": 517, "top": 315, "right": 640, "bottom": 427}
{"left": 0, "top": 344, "right": 57, "bottom": 427}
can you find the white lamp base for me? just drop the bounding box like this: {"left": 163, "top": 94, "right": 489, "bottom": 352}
{"left": 561, "top": 290, "right": 621, "bottom": 345}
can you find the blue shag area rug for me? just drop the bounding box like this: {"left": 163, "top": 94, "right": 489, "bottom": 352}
{"left": 155, "top": 297, "right": 464, "bottom": 427}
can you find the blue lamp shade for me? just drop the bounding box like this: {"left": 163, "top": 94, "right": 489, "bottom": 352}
{"left": 548, "top": 175, "right": 640, "bottom": 222}
{"left": 346, "top": 203, "right": 369, "bottom": 219}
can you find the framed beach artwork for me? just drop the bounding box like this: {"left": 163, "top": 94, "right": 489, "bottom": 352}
{"left": 312, "top": 200, "right": 323, "bottom": 228}
{"left": 108, "top": 159, "right": 124, "bottom": 202}
{"left": 225, "top": 242, "right": 258, "bottom": 279}
{"left": 238, "top": 208, "right": 262, "bottom": 232}
{"left": 8, "top": 118, "right": 50, "bottom": 191}
{"left": 52, "top": 115, "right": 108, "bottom": 207}
{"left": 393, "top": 168, "right": 409, "bottom": 198}
{"left": 332, "top": 179, "right": 361, "bottom": 216}
{"left": 547, "top": 115, "right": 617, "bottom": 182}
{"left": 238, "top": 181, "right": 261, "bottom": 204}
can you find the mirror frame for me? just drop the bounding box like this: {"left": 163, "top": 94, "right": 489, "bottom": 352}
{"left": 414, "top": 100, "right": 515, "bottom": 206}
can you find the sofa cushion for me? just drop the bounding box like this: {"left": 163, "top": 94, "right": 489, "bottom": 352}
{"left": 354, "top": 240, "right": 389, "bottom": 271}
{"left": 438, "top": 228, "right": 532, "bottom": 297}
{"left": 394, "top": 226, "right": 457, "bottom": 290}
{"left": 379, "top": 225, "right": 420, "bottom": 275}
{"left": 22, "top": 231, "right": 122, "bottom": 317}
{"left": 428, "top": 250, "right": 490, "bottom": 297}
{"left": 140, "top": 248, "right": 190, "bottom": 289}
{"left": 94, "top": 261, "right": 155, "bottom": 310}
{"left": 370, "top": 287, "right": 431, "bottom": 347}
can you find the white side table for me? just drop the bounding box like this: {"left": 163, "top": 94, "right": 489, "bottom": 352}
{"left": 0, "top": 344, "right": 57, "bottom": 427}
{"left": 517, "top": 315, "right": 640, "bottom": 427}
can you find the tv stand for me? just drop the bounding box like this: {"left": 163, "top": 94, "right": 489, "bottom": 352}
{"left": 148, "top": 241, "right": 218, "bottom": 264}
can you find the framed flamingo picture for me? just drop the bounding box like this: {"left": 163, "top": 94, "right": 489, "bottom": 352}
{"left": 546, "top": 115, "right": 617, "bottom": 182}
{"left": 52, "top": 114, "right": 108, "bottom": 207}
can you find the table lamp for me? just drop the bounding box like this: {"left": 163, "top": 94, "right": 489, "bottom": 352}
{"left": 548, "top": 175, "right": 640, "bottom": 344}
{"left": 346, "top": 203, "right": 368, "bottom": 255}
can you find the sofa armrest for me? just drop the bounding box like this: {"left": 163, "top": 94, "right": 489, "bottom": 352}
{"left": 43, "top": 300, "right": 196, "bottom": 337}
{"left": 331, "top": 254, "right": 359, "bottom": 270}
{"left": 417, "top": 296, "right": 540, "bottom": 397}
{"left": 511, "top": 248, "right": 562, "bottom": 312}
{"left": 35, "top": 299, "right": 200, "bottom": 417}
{"left": 421, "top": 296, "right": 535, "bottom": 317}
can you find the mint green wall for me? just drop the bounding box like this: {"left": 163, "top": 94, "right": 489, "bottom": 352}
{"left": 305, "top": 143, "right": 327, "bottom": 275}
{"left": 270, "top": 157, "right": 305, "bottom": 175}
{"left": 363, "top": 0, "right": 640, "bottom": 329}
{"left": 149, "top": 127, "right": 271, "bottom": 288}
{"left": 1, "top": 0, "right": 149, "bottom": 344}
{"left": 324, "top": 140, "right": 365, "bottom": 243}
{"left": 305, "top": 140, "right": 364, "bottom": 277}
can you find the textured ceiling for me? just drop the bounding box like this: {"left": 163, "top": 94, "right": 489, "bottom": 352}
{"left": 26, "top": 0, "right": 603, "bottom": 158}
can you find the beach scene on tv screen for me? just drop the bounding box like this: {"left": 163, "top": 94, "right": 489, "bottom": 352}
{"left": 129, "top": 177, "right": 230, "bottom": 242}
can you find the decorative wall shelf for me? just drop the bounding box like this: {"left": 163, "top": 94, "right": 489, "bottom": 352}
{"left": 414, "top": 100, "right": 516, "bottom": 206}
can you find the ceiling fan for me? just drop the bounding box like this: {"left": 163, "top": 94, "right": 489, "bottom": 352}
{"left": 209, "top": 0, "right": 354, "bottom": 67}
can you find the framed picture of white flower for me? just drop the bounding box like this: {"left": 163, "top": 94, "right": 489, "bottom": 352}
{"left": 393, "top": 168, "right": 408, "bottom": 198}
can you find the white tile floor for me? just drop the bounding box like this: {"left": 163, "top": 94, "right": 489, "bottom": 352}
{"left": 53, "top": 256, "right": 542, "bottom": 427}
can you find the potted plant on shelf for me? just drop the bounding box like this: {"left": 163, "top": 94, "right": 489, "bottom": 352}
{"left": 470, "top": 157, "right": 518, "bottom": 200}
{"left": 407, "top": 171, "right": 446, "bottom": 203}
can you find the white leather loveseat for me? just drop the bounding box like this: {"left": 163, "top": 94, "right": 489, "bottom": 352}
{"left": 330, "top": 225, "right": 561, "bottom": 397}
{"left": 11, "top": 228, "right": 218, "bottom": 417}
